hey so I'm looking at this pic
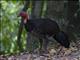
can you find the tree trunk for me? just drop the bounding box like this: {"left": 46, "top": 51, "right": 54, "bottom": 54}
{"left": 65, "top": 0, "right": 79, "bottom": 41}
{"left": 17, "top": 1, "right": 30, "bottom": 52}
{"left": 26, "top": 1, "right": 42, "bottom": 52}
{"left": 31, "top": 1, "right": 42, "bottom": 18}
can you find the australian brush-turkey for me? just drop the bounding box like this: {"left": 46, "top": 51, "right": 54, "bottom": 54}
{"left": 19, "top": 11, "right": 70, "bottom": 53}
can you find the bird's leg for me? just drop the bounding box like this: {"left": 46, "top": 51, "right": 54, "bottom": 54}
{"left": 43, "top": 39, "right": 49, "bottom": 53}
{"left": 26, "top": 32, "right": 33, "bottom": 53}
{"left": 39, "top": 38, "right": 49, "bottom": 56}
{"left": 39, "top": 39, "right": 43, "bottom": 55}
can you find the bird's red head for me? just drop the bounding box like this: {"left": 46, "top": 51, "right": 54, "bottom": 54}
{"left": 19, "top": 11, "right": 29, "bottom": 23}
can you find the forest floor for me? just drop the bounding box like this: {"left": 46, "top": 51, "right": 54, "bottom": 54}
{"left": 0, "top": 40, "right": 80, "bottom": 60}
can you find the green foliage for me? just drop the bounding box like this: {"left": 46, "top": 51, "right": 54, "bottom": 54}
{"left": 0, "top": 1, "right": 25, "bottom": 54}
{"left": 0, "top": 0, "right": 48, "bottom": 55}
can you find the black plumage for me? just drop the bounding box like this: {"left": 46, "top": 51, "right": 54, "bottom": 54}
{"left": 24, "top": 18, "right": 70, "bottom": 50}
{"left": 53, "top": 31, "right": 70, "bottom": 48}
{"left": 19, "top": 12, "right": 70, "bottom": 52}
{"left": 24, "top": 18, "right": 60, "bottom": 37}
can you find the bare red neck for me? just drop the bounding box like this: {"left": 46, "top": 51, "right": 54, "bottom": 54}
{"left": 19, "top": 11, "right": 29, "bottom": 23}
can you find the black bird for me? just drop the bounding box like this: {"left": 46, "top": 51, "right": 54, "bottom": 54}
{"left": 19, "top": 11, "right": 70, "bottom": 53}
